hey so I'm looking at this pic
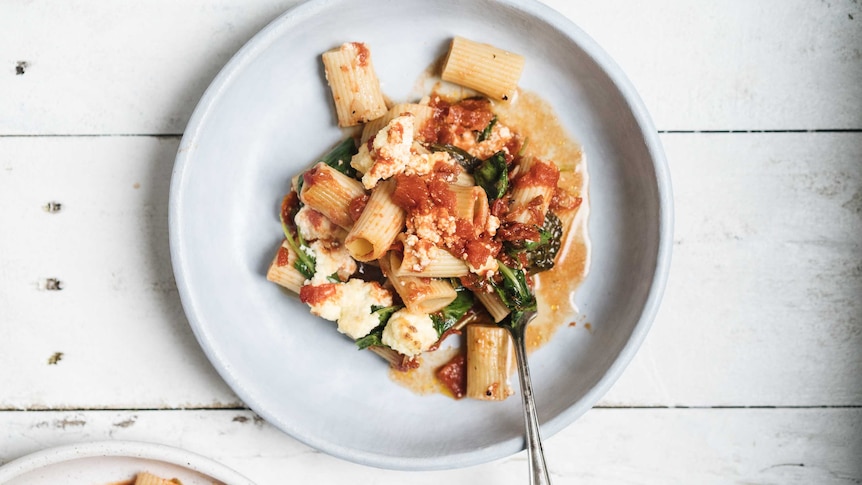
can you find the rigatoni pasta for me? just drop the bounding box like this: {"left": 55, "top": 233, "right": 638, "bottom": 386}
{"left": 300, "top": 162, "right": 367, "bottom": 229}
{"left": 345, "top": 179, "right": 405, "bottom": 261}
{"left": 465, "top": 324, "right": 514, "bottom": 400}
{"left": 441, "top": 36, "right": 525, "bottom": 101}
{"left": 266, "top": 37, "right": 589, "bottom": 402}
{"left": 322, "top": 42, "right": 388, "bottom": 126}
{"left": 381, "top": 251, "right": 458, "bottom": 313}
{"left": 266, "top": 239, "right": 307, "bottom": 293}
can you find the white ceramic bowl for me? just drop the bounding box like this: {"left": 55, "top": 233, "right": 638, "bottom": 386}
{"left": 0, "top": 441, "right": 253, "bottom": 484}
{"left": 170, "top": 0, "right": 672, "bottom": 470}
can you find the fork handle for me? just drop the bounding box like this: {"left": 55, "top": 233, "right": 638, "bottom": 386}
{"left": 510, "top": 324, "right": 552, "bottom": 485}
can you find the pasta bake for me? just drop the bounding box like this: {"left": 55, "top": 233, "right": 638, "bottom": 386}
{"left": 267, "top": 37, "right": 589, "bottom": 401}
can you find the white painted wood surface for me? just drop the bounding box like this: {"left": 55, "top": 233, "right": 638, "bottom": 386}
{"left": 1, "top": 0, "right": 860, "bottom": 483}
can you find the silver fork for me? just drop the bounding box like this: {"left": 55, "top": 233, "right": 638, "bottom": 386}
{"left": 505, "top": 310, "right": 551, "bottom": 485}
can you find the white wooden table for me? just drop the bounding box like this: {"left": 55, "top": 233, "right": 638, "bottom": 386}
{"left": 2, "top": 1, "right": 861, "bottom": 483}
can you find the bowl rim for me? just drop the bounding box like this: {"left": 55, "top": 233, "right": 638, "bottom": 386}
{"left": 0, "top": 440, "right": 254, "bottom": 484}
{"left": 169, "top": 0, "right": 673, "bottom": 470}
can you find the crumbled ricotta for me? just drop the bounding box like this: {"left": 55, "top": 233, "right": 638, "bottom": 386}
{"left": 406, "top": 207, "right": 457, "bottom": 245}
{"left": 308, "top": 240, "right": 356, "bottom": 285}
{"left": 295, "top": 206, "right": 341, "bottom": 242}
{"left": 362, "top": 114, "right": 415, "bottom": 189}
{"left": 452, "top": 120, "right": 516, "bottom": 160}
{"left": 381, "top": 309, "right": 438, "bottom": 357}
{"left": 308, "top": 289, "right": 342, "bottom": 321}
{"left": 336, "top": 279, "right": 392, "bottom": 339}
{"left": 306, "top": 279, "right": 393, "bottom": 340}
{"left": 405, "top": 150, "right": 453, "bottom": 177}
{"left": 360, "top": 117, "right": 458, "bottom": 190}
{"left": 485, "top": 214, "right": 501, "bottom": 236}
{"left": 403, "top": 234, "right": 437, "bottom": 272}
{"left": 350, "top": 141, "right": 374, "bottom": 174}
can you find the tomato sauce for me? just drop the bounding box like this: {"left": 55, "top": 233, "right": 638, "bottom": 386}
{"left": 348, "top": 194, "right": 369, "bottom": 222}
{"left": 299, "top": 283, "right": 338, "bottom": 305}
{"left": 427, "top": 178, "right": 456, "bottom": 212}
{"left": 392, "top": 173, "right": 429, "bottom": 210}
{"left": 515, "top": 159, "right": 560, "bottom": 188}
{"left": 276, "top": 246, "right": 291, "bottom": 267}
{"left": 436, "top": 353, "right": 467, "bottom": 399}
{"left": 303, "top": 164, "right": 335, "bottom": 188}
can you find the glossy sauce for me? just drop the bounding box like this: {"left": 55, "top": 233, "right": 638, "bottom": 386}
{"left": 392, "top": 89, "right": 590, "bottom": 394}
{"left": 494, "top": 90, "right": 590, "bottom": 352}
{"left": 389, "top": 344, "right": 461, "bottom": 397}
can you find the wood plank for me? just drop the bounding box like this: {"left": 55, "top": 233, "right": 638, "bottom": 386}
{"left": 603, "top": 132, "right": 862, "bottom": 406}
{"left": 1, "top": 408, "right": 859, "bottom": 484}
{"left": 1, "top": 133, "right": 859, "bottom": 409}
{"left": 557, "top": 0, "right": 862, "bottom": 131}
{"left": 0, "top": 136, "right": 239, "bottom": 409}
{"left": 1, "top": 0, "right": 860, "bottom": 135}
{"left": 0, "top": 0, "right": 300, "bottom": 135}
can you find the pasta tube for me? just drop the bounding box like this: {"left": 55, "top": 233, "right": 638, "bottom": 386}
{"left": 322, "top": 42, "right": 388, "bottom": 127}
{"left": 508, "top": 156, "right": 559, "bottom": 225}
{"left": 474, "top": 289, "right": 510, "bottom": 323}
{"left": 381, "top": 252, "right": 458, "bottom": 314}
{"left": 450, "top": 184, "right": 490, "bottom": 233}
{"left": 266, "top": 239, "right": 307, "bottom": 292}
{"left": 397, "top": 244, "right": 470, "bottom": 278}
{"left": 465, "top": 323, "right": 514, "bottom": 400}
{"left": 300, "top": 162, "right": 367, "bottom": 229}
{"left": 345, "top": 179, "right": 405, "bottom": 261}
{"left": 442, "top": 36, "right": 525, "bottom": 101}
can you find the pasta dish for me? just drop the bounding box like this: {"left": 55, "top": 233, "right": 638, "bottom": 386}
{"left": 266, "top": 37, "right": 589, "bottom": 400}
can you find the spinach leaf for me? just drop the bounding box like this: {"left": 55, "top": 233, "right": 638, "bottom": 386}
{"left": 430, "top": 283, "right": 475, "bottom": 336}
{"left": 355, "top": 305, "right": 403, "bottom": 350}
{"left": 279, "top": 196, "right": 316, "bottom": 280}
{"left": 429, "top": 143, "right": 482, "bottom": 173}
{"left": 477, "top": 115, "right": 497, "bottom": 142}
{"left": 319, "top": 137, "right": 359, "bottom": 178}
{"left": 474, "top": 151, "right": 509, "bottom": 200}
{"left": 492, "top": 260, "right": 537, "bottom": 325}
{"left": 355, "top": 331, "right": 383, "bottom": 350}
{"left": 505, "top": 211, "right": 563, "bottom": 273}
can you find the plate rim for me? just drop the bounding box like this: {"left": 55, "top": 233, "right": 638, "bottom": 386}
{"left": 0, "top": 440, "right": 255, "bottom": 484}
{"left": 169, "top": 0, "right": 673, "bottom": 470}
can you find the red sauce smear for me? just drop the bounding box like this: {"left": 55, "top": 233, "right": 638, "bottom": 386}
{"left": 515, "top": 159, "right": 560, "bottom": 189}
{"left": 299, "top": 283, "right": 338, "bottom": 305}
{"left": 427, "top": 96, "right": 496, "bottom": 145}
{"left": 280, "top": 192, "right": 299, "bottom": 226}
{"left": 497, "top": 221, "right": 541, "bottom": 242}
{"left": 304, "top": 207, "right": 325, "bottom": 231}
{"left": 348, "top": 194, "right": 369, "bottom": 222}
{"left": 427, "top": 178, "right": 456, "bottom": 212}
{"left": 276, "top": 246, "right": 291, "bottom": 267}
{"left": 490, "top": 196, "right": 510, "bottom": 219}
{"left": 303, "top": 163, "right": 335, "bottom": 189}
{"left": 447, "top": 99, "right": 495, "bottom": 131}
{"left": 352, "top": 42, "right": 370, "bottom": 67}
{"left": 551, "top": 189, "right": 583, "bottom": 211}
{"left": 392, "top": 173, "right": 430, "bottom": 211}
{"left": 464, "top": 236, "right": 501, "bottom": 270}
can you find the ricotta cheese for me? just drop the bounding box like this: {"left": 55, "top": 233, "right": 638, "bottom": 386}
{"left": 381, "top": 309, "right": 438, "bottom": 357}
{"left": 362, "top": 115, "right": 415, "bottom": 189}
{"left": 295, "top": 206, "right": 341, "bottom": 242}
{"left": 308, "top": 239, "right": 356, "bottom": 285}
{"left": 305, "top": 279, "right": 393, "bottom": 340}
